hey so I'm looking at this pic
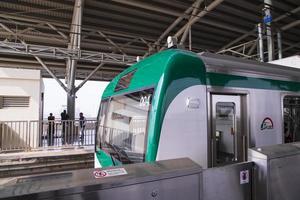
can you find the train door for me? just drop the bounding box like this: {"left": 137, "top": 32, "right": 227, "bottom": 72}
{"left": 211, "top": 94, "right": 246, "bottom": 167}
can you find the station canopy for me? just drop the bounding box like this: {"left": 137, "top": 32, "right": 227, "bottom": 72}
{"left": 0, "top": 0, "right": 299, "bottom": 81}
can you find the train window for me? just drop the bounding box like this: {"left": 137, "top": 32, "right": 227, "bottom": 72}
{"left": 100, "top": 88, "right": 154, "bottom": 164}
{"left": 215, "top": 102, "right": 236, "bottom": 165}
{"left": 96, "top": 99, "right": 108, "bottom": 149}
{"left": 283, "top": 96, "right": 300, "bottom": 143}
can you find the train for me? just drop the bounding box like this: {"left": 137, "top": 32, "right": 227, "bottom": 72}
{"left": 95, "top": 48, "right": 300, "bottom": 168}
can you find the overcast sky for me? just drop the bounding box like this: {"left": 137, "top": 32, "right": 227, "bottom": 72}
{"left": 43, "top": 78, "right": 108, "bottom": 119}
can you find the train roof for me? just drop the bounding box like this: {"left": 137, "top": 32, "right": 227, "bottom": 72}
{"left": 199, "top": 52, "right": 300, "bottom": 82}
{"left": 102, "top": 49, "right": 300, "bottom": 98}
{"left": 102, "top": 49, "right": 203, "bottom": 98}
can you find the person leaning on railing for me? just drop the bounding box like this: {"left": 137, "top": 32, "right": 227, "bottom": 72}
{"left": 79, "top": 112, "right": 86, "bottom": 145}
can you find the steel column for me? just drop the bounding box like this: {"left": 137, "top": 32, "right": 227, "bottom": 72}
{"left": 67, "top": 58, "right": 77, "bottom": 120}
{"left": 258, "top": 23, "right": 264, "bottom": 62}
{"left": 264, "top": 0, "right": 274, "bottom": 61}
{"left": 220, "top": 6, "right": 300, "bottom": 53}
{"left": 67, "top": 0, "right": 84, "bottom": 120}
{"left": 277, "top": 31, "right": 282, "bottom": 59}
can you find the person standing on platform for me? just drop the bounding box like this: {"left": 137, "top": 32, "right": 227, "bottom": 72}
{"left": 47, "top": 113, "right": 55, "bottom": 146}
{"left": 79, "top": 112, "right": 86, "bottom": 145}
{"left": 61, "top": 110, "right": 69, "bottom": 145}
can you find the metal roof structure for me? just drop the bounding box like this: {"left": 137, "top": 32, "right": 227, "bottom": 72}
{"left": 0, "top": 0, "right": 299, "bottom": 119}
{"left": 0, "top": 0, "right": 299, "bottom": 81}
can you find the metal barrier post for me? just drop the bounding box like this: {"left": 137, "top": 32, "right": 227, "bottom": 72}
{"left": 0, "top": 122, "right": 2, "bottom": 152}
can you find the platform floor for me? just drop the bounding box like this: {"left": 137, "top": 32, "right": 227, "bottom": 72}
{"left": 0, "top": 146, "right": 94, "bottom": 165}
{"left": 0, "top": 147, "right": 94, "bottom": 178}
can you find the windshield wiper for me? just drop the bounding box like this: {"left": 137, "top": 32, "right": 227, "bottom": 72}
{"left": 105, "top": 142, "right": 122, "bottom": 163}
{"left": 104, "top": 142, "right": 133, "bottom": 164}
{"left": 112, "top": 144, "right": 133, "bottom": 164}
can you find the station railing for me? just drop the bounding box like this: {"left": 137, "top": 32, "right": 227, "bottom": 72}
{"left": 0, "top": 119, "right": 97, "bottom": 153}
{"left": 0, "top": 121, "right": 29, "bottom": 152}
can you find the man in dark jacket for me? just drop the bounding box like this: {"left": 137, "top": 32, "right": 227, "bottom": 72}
{"left": 79, "top": 112, "right": 86, "bottom": 145}
{"left": 47, "top": 113, "right": 55, "bottom": 146}
{"left": 61, "top": 110, "right": 69, "bottom": 144}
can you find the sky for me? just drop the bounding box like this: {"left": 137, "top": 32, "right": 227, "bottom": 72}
{"left": 43, "top": 78, "right": 109, "bottom": 119}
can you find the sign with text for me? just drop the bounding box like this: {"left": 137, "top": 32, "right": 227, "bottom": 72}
{"left": 93, "top": 168, "right": 128, "bottom": 178}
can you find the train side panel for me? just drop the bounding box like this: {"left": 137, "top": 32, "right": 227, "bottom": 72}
{"left": 248, "top": 89, "right": 283, "bottom": 147}
{"left": 156, "top": 85, "right": 208, "bottom": 168}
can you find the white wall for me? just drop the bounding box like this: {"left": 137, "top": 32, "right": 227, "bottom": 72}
{"left": 0, "top": 67, "right": 42, "bottom": 148}
{"left": 0, "top": 68, "right": 42, "bottom": 121}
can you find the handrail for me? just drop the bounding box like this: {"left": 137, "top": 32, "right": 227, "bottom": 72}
{"left": 0, "top": 120, "right": 97, "bottom": 153}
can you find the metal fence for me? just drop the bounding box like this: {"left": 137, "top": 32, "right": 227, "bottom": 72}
{"left": 0, "top": 119, "right": 97, "bottom": 152}
{"left": 0, "top": 121, "right": 29, "bottom": 152}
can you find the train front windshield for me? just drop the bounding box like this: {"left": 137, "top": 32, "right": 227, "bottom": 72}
{"left": 97, "top": 88, "right": 153, "bottom": 164}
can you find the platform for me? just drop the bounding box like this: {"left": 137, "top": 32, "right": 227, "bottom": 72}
{"left": 0, "top": 147, "right": 94, "bottom": 178}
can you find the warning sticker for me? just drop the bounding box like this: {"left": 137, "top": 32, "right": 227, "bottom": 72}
{"left": 240, "top": 170, "right": 249, "bottom": 184}
{"left": 93, "top": 168, "right": 127, "bottom": 178}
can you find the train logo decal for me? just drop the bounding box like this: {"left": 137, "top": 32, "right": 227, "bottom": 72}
{"left": 261, "top": 117, "right": 273, "bottom": 130}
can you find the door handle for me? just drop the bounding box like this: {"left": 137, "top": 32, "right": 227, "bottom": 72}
{"left": 242, "top": 135, "right": 247, "bottom": 161}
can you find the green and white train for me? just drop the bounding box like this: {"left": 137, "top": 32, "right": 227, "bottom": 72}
{"left": 95, "top": 49, "right": 300, "bottom": 168}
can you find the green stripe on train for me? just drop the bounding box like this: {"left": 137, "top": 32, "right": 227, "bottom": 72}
{"left": 207, "top": 72, "right": 300, "bottom": 92}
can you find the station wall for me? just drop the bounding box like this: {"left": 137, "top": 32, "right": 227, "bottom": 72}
{"left": 0, "top": 67, "right": 44, "bottom": 148}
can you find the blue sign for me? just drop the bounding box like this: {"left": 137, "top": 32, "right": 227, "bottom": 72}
{"left": 263, "top": 15, "right": 272, "bottom": 24}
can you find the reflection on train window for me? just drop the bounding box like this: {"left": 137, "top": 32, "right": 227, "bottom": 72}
{"left": 215, "top": 102, "right": 236, "bottom": 165}
{"left": 96, "top": 99, "right": 108, "bottom": 149}
{"left": 100, "top": 88, "right": 154, "bottom": 164}
{"left": 283, "top": 96, "right": 300, "bottom": 143}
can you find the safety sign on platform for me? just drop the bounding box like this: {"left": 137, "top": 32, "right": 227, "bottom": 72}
{"left": 93, "top": 168, "right": 128, "bottom": 178}
{"left": 240, "top": 170, "right": 249, "bottom": 184}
